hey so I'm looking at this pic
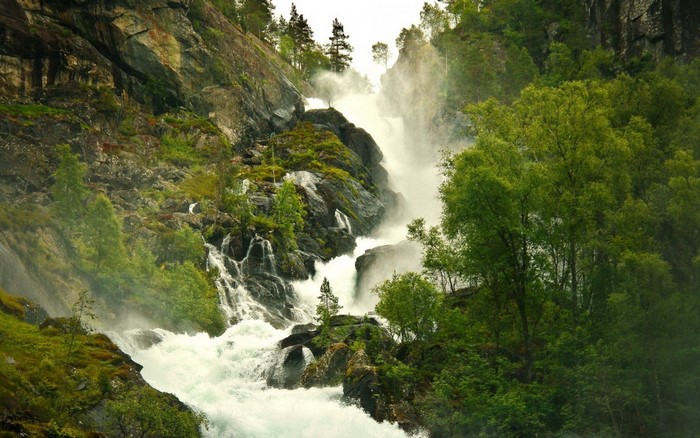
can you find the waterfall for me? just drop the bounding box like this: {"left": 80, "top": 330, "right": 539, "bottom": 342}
{"left": 334, "top": 209, "right": 353, "bottom": 235}
{"left": 113, "top": 322, "right": 412, "bottom": 438}
{"left": 109, "top": 80, "right": 442, "bottom": 437}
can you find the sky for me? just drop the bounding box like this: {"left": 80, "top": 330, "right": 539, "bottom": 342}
{"left": 271, "top": 0, "right": 429, "bottom": 82}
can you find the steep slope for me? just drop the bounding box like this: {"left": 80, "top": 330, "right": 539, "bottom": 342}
{"left": 0, "top": 289, "right": 205, "bottom": 436}
{"left": 0, "top": 0, "right": 305, "bottom": 144}
{"left": 584, "top": 0, "right": 700, "bottom": 61}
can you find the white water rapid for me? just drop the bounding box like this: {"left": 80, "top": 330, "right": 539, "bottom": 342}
{"left": 111, "top": 75, "right": 443, "bottom": 437}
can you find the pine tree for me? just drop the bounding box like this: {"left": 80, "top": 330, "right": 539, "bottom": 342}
{"left": 50, "top": 144, "right": 88, "bottom": 226}
{"left": 83, "top": 194, "right": 126, "bottom": 275}
{"left": 239, "top": 0, "right": 274, "bottom": 41}
{"left": 326, "top": 18, "right": 353, "bottom": 72}
{"left": 316, "top": 277, "right": 341, "bottom": 324}
{"left": 286, "top": 4, "right": 315, "bottom": 70}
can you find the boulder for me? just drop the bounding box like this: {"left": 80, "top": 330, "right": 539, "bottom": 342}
{"left": 343, "top": 349, "right": 385, "bottom": 421}
{"left": 301, "top": 343, "right": 353, "bottom": 388}
{"left": 267, "top": 344, "right": 311, "bottom": 389}
{"left": 354, "top": 240, "right": 422, "bottom": 297}
{"left": 302, "top": 108, "right": 384, "bottom": 173}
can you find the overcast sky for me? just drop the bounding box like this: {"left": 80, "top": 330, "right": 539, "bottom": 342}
{"left": 271, "top": 0, "right": 429, "bottom": 81}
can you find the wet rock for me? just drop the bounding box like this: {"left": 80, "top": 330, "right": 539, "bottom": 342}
{"left": 355, "top": 241, "right": 422, "bottom": 297}
{"left": 301, "top": 343, "right": 353, "bottom": 388}
{"left": 343, "top": 349, "right": 384, "bottom": 421}
{"left": 267, "top": 344, "right": 310, "bottom": 389}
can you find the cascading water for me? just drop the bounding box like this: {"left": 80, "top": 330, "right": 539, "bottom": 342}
{"left": 111, "top": 74, "right": 443, "bottom": 437}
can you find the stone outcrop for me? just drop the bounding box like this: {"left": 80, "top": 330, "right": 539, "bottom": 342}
{"left": 0, "top": 0, "right": 304, "bottom": 144}
{"left": 301, "top": 108, "right": 398, "bottom": 213}
{"left": 583, "top": 0, "right": 700, "bottom": 61}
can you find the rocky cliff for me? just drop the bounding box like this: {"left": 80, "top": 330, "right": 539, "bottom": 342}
{"left": 0, "top": 0, "right": 304, "bottom": 144}
{"left": 0, "top": 0, "right": 391, "bottom": 329}
{"left": 584, "top": 0, "right": 700, "bottom": 61}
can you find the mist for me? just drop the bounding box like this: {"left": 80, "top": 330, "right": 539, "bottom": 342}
{"left": 305, "top": 52, "right": 465, "bottom": 305}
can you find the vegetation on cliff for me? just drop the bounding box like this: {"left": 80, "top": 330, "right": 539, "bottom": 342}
{"left": 0, "top": 289, "right": 204, "bottom": 437}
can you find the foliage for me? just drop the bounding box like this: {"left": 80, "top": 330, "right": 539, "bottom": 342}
{"left": 162, "top": 262, "right": 226, "bottom": 335}
{"left": 0, "top": 289, "right": 204, "bottom": 437}
{"left": 159, "top": 134, "right": 202, "bottom": 166}
{"left": 371, "top": 42, "right": 390, "bottom": 68}
{"left": 81, "top": 194, "right": 127, "bottom": 277}
{"left": 385, "top": 70, "right": 700, "bottom": 435}
{"left": 50, "top": 144, "right": 88, "bottom": 226}
{"left": 314, "top": 277, "right": 342, "bottom": 347}
{"left": 0, "top": 103, "right": 71, "bottom": 118}
{"left": 105, "top": 384, "right": 205, "bottom": 437}
{"left": 326, "top": 18, "right": 353, "bottom": 72}
{"left": 373, "top": 272, "right": 441, "bottom": 343}
{"left": 271, "top": 180, "right": 305, "bottom": 255}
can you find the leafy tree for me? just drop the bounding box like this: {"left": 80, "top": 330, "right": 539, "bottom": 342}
{"left": 373, "top": 272, "right": 441, "bottom": 342}
{"left": 396, "top": 25, "right": 426, "bottom": 57}
{"left": 407, "top": 218, "right": 462, "bottom": 293}
{"left": 371, "top": 42, "right": 390, "bottom": 68}
{"left": 159, "top": 225, "right": 205, "bottom": 265}
{"left": 164, "top": 262, "right": 225, "bottom": 335}
{"left": 420, "top": 1, "right": 451, "bottom": 41}
{"left": 50, "top": 144, "right": 88, "bottom": 226}
{"left": 326, "top": 18, "right": 353, "bottom": 72}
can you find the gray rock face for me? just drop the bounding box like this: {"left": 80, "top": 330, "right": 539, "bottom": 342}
{"left": 583, "top": 0, "right": 700, "bottom": 60}
{"left": 267, "top": 344, "right": 310, "bottom": 389}
{"left": 354, "top": 241, "right": 422, "bottom": 298}
{"left": 301, "top": 343, "right": 353, "bottom": 388}
{"left": 302, "top": 108, "right": 384, "bottom": 175}
{"left": 0, "top": 0, "right": 304, "bottom": 145}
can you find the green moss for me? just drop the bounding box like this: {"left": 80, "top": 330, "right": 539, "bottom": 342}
{"left": 241, "top": 164, "right": 286, "bottom": 182}
{"left": 0, "top": 290, "right": 204, "bottom": 436}
{"left": 159, "top": 134, "right": 202, "bottom": 166}
{"left": 180, "top": 171, "right": 218, "bottom": 200}
{"left": 266, "top": 123, "right": 359, "bottom": 179}
{"left": 0, "top": 103, "right": 71, "bottom": 118}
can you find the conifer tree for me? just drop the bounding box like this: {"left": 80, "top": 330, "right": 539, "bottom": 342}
{"left": 50, "top": 144, "right": 88, "bottom": 226}
{"left": 239, "top": 0, "right": 274, "bottom": 41}
{"left": 286, "top": 4, "right": 315, "bottom": 69}
{"left": 326, "top": 18, "right": 353, "bottom": 72}
{"left": 316, "top": 277, "right": 341, "bottom": 324}
{"left": 83, "top": 194, "right": 126, "bottom": 275}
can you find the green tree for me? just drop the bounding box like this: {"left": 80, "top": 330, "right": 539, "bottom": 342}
{"left": 407, "top": 218, "right": 462, "bottom": 293}
{"left": 82, "top": 194, "right": 127, "bottom": 276}
{"left": 164, "top": 262, "right": 225, "bottom": 335}
{"left": 239, "top": 0, "right": 274, "bottom": 41}
{"left": 286, "top": 4, "right": 315, "bottom": 71}
{"left": 371, "top": 42, "right": 389, "bottom": 68}
{"left": 420, "top": 1, "right": 451, "bottom": 41}
{"left": 316, "top": 277, "right": 341, "bottom": 324}
{"left": 373, "top": 272, "right": 441, "bottom": 342}
{"left": 315, "top": 277, "right": 341, "bottom": 347}
{"left": 326, "top": 18, "right": 353, "bottom": 72}
{"left": 50, "top": 144, "right": 88, "bottom": 226}
{"left": 272, "top": 180, "right": 305, "bottom": 254}
{"left": 396, "top": 25, "right": 426, "bottom": 57}
{"left": 105, "top": 385, "right": 205, "bottom": 437}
